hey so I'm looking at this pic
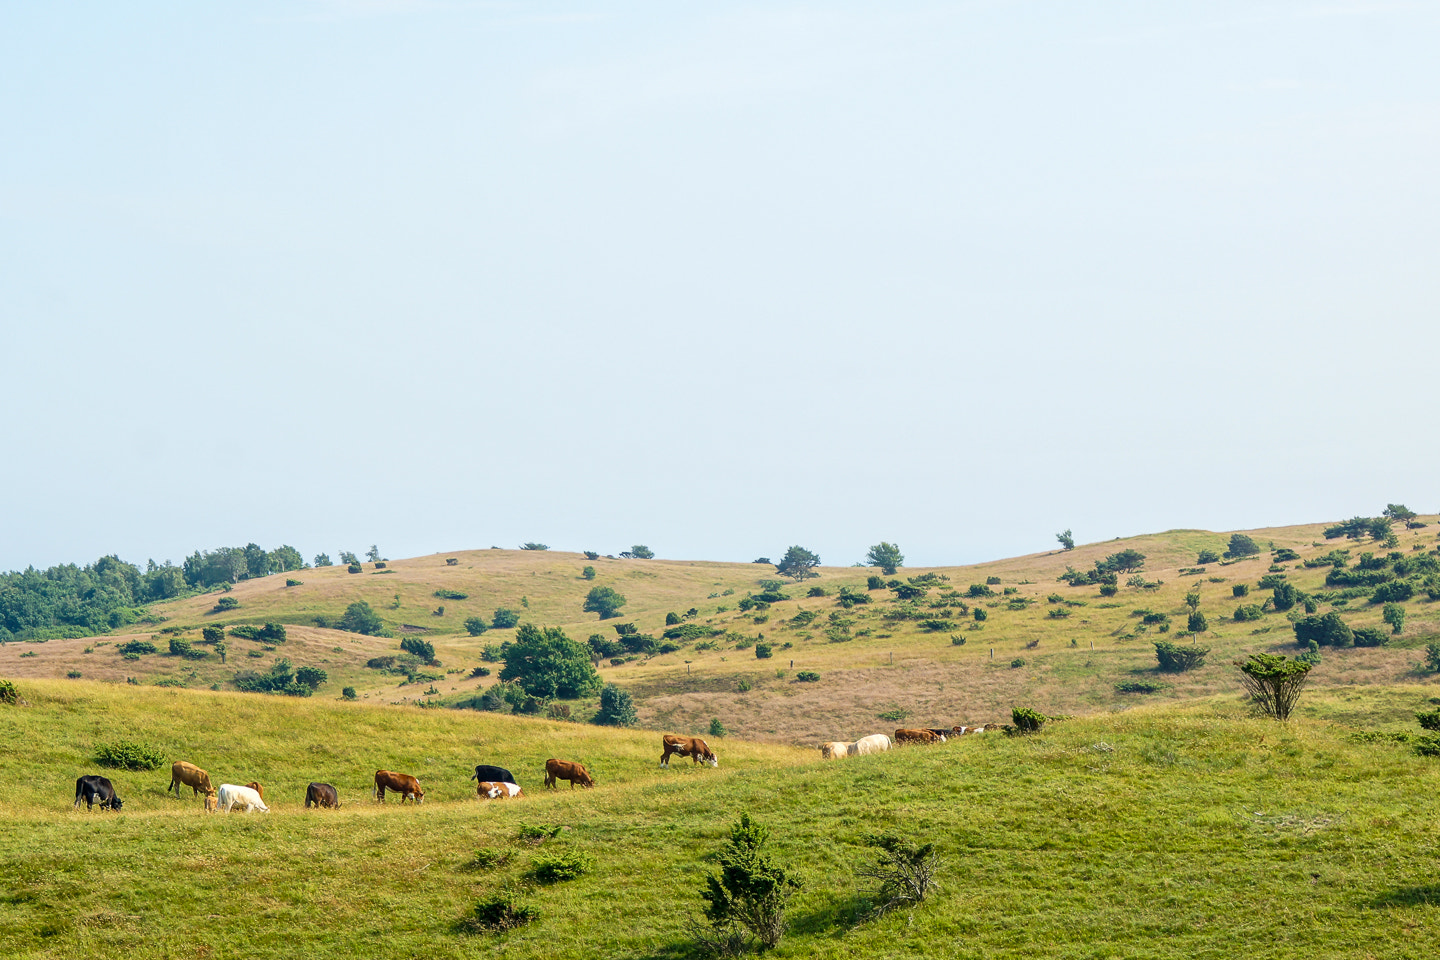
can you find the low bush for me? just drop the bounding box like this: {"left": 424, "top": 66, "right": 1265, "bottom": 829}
{"left": 1352, "top": 627, "right": 1389, "bottom": 648}
{"left": 754, "top": 643, "right": 773, "bottom": 659}
{"left": 0, "top": 679, "right": 17, "bottom": 705}
{"left": 117, "top": 639, "right": 157, "bottom": 655}
{"left": 213, "top": 596, "right": 239, "bottom": 612}
{"left": 1155, "top": 640, "right": 1209, "bottom": 672}
{"left": 230, "top": 625, "right": 261, "bottom": 640}
{"left": 1233, "top": 584, "right": 1249, "bottom": 598}
{"left": 795, "top": 671, "right": 820, "bottom": 683}
{"left": 527, "top": 851, "right": 592, "bottom": 884}
{"left": 347, "top": 564, "right": 362, "bottom": 574}
{"left": 1116, "top": 679, "right": 1169, "bottom": 694}
{"left": 460, "top": 890, "right": 538, "bottom": 933}
{"left": 1010, "top": 658, "right": 1026, "bottom": 669}
{"left": 96, "top": 740, "right": 166, "bottom": 771}
{"left": 434, "top": 589, "right": 469, "bottom": 600}
{"left": 285, "top": 578, "right": 303, "bottom": 587}
{"left": 1233, "top": 604, "right": 1264, "bottom": 622}
{"left": 1011, "top": 706, "right": 1048, "bottom": 732}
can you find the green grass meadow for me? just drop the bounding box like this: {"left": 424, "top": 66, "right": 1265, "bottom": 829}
{"left": 4, "top": 679, "right": 1440, "bottom": 958}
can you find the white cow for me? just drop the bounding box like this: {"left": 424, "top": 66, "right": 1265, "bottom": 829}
{"left": 217, "top": 783, "right": 270, "bottom": 813}
{"left": 851, "top": 733, "right": 892, "bottom": 756}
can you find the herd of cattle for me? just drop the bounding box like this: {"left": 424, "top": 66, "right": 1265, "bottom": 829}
{"left": 71, "top": 728, "right": 981, "bottom": 813}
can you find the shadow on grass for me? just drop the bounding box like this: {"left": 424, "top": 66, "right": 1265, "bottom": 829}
{"left": 1371, "top": 885, "right": 1440, "bottom": 908}
{"left": 786, "top": 891, "right": 870, "bottom": 939}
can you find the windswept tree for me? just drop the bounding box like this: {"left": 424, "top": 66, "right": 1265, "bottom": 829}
{"left": 1056, "top": 529, "right": 1075, "bottom": 551}
{"left": 1237, "top": 653, "right": 1312, "bottom": 721}
{"left": 591, "top": 684, "right": 638, "bottom": 726}
{"left": 1383, "top": 503, "right": 1417, "bottom": 523}
{"left": 1225, "top": 533, "right": 1261, "bottom": 559}
{"left": 628, "top": 545, "right": 655, "bottom": 559}
{"left": 775, "top": 545, "right": 821, "bottom": 581}
{"left": 864, "top": 542, "right": 904, "bottom": 576}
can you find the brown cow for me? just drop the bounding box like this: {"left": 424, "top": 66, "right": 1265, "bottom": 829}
{"left": 305, "top": 782, "right": 340, "bottom": 809}
{"left": 246, "top": 781, "right": 264, "bottom": 800}
{"left": 374, "top": 770, "right": 424, "bottom": 803}
{"left": 169, "top": 761, "right": 213, "bottom": 799}
{"left": 660, "top": 734, "right": 718, "bottom": 768}
{"left": 544, "top": 758, "right": 594, "bottom": 790}
{"left": 476, "top": 780, "right": 523, "bottom": 799}
{"left": 895, "top": 728, "right": 943, "bottom": 745}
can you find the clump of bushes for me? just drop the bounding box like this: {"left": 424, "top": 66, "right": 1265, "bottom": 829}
{"left": 1233, "top": 604, "right": 1264, "bottom": 622}
{"left": 527, "top": 851, "right": 592, "bottom": 884}
{"left": 460, "top": 890, "right": 538, "bottom": 933}
{"left": 117, "top": 639, "right": 158, "bottom": 656}
{"left": 96, "top": 740, "right": 166, "bottom": 770}
{"left": 434, "top": 589, "right": 469, "bottom": 600}
{"left": 0, "top": 679, "right": 18, "bottom": 705}
{"left": 754, "top": 643, "right": 773, "bottom": 659}
{"left": 1116, "top": 679, "right": 1170, "bottom": 694}
{"left": 1010, "top": 706, "right": 1049, "bottom": 733}
{"left": 1155, "top": 640, "right": 1209, "bottom": 672}
{"left": 794, "top": 671, "right": 820, "bottom": 683}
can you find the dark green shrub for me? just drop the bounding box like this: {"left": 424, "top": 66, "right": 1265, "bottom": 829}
{"left": 434, "top": 589, "right": 469, "bottom": 600}
{"left": 168, "top": 637, "right": 192, "bottom": 656}
{"left": 1418, "top": 710, "right": 1440, "bottom": 732}
{"left": 754, "top": 643, "right": 773, "bottom": 659}
{"left": 1225, "top": 534, "right": 1261, "bottom": 558}
{"left": 699, "top": 814, "right": 802, "bottom": 952}
{"left": 583, "top": 586, "right": 627, "bottom": 619}
{"left": 117, "top": 639, "right": 157, "bottom": 655}
{"left": 795, "top": 671, "right": 820, "bottom": 683}
{"left": 1372, "top": 580, "right": 1414, "bottom": 603}
{"left": 858, "top": 833, "right": 940, "bottom": 919}
{"left": 527, "top": 851, "right": 592, "bottom": 884}
{"left": 1099, "top": 584, "right": 1119, "bottom": 597}
{"left": 1426, "top": 643, "right": 1440, "bottom": 672}
{"left": 1010, "top": 658, "right": 1026, "bottom": 669}
{"left": 1352, "top": 627, "right": 1389, "bottom": 648}
{"left": 1197, "top": 549, "right": 1222, "bottom": 564}
{"left": 584, "top": 551, "right": 599, "bottom": 561}
{"left": 260, "top": 623, "right": 287, "bottom": 642}
{"left": 213, "top": 596, "right": 239, "bottom": 612}
{"left": 492, "top": 608, "right": 520, "bottom": 629}
{"left": 581, "top": 565, "right": 596, "bottom": 581}
{"left": 347, "top": 563, "right": 362, "bottom": 574}
{"left": 341, "top": 687, "right": 357, "bottom": 700}
{"left": 1116, "top": 679, "right": 1169, "bottom": 694}
{"left": 285, "top": 578, "right": 303, "bottom": 587}
{"left": 592, "top": 684, "right": 638, "bottom": 726}
{"left": 339, "top": 601, "right": 385, "bottom": 636}
{"left": 1271, "top": 581, "right": 1301, "bottom": 611}
{"left": 806, "top": 586, "right": 828, "bottom": 597}
{"left": 464, "top": 617, "right": 488, "bottom": 636}
{"left": 1233, "top": 584, "right": 1249, "bottom": 598}
{"left": 230, "top": 625, "right": 261, "bottom": 640}
{"left": 1234, "top": 604, "right": 1264, "bottom": 622}
{"left": 462, "top": 890, "right": 538, "bottom": 933}
{"left": 0, "top": 679, "right": 17, "bottom": 705}
{"left": 1383, "top": 603, "right": 1406, "bottom": 635}
{"left": 1187, "top": 611, "right": 1208, "bottom": 633}
{"left": 1011, "top": 706, "right": 1048, "bottom": 732}
{"left": 520, "top": 543, "right": 549, "bottom": 551}
{"left": 1274, "top": 548, "right": 1300, "bottom": 562}
{"left": 967, "top": 584, "right": 994, "bottom": 598}
{"left": 401, "top": 637, "right": 436, "bottom": 663}
{"left": 867, "top": 576, "right": 885, "bottom": 590}
{"left": 1236, "top": 653, "right": 1312, "bottom": 720}
{"left": 96, "top": 740, "right": 166, "bottom": 770}
{"left": 985, "top": 576, "right": 1001, "bottom": 585}
{"left": 295, "top": 666, "right": 327, "bottom": 689}
{"left": 973, "top": 608, "right": 987, "bottom": 622}
{"left": 1292, "top": 612, "right": 1353, "bottom": 648}
{"left": 1155, "top": 640, "right": 1209, "bottom": 672}
{"left": 201, "top": 625, "right": 225, "bottom": 644}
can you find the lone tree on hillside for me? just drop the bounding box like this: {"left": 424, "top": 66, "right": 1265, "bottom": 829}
{"left": 1383, "top": 503, "right": 1417, "bottom": 523}
{"left": 628, "top": 545, "right": 655, "bottom": 559}
{"left": 1225, "top": 533, "right": 1261, "bottom": 559}
{"left": 1056, "top": 529, "right": 1075, "bottom": 551}
{"left": 864, "top": 542, "right": 905, "bottom": 576}
{"left": 1237, "top": 653, "right": 1312, "bottom": 721}
{"left": 583, "top": 586, "right": 628, "bottom": 620}
{"left": 591, "top": 684, "right": 638, "bottom": 727}
{"left": 498, "top": 623, "right": 602, "bottom": 700}
{"left": 698, "top": 813, "right": 803, "bottom": 953}
{"left": 775, "top": 545, "right": 821, "bottom": 581}
{"left": 365, "top": 545, "right": 382, "bottom": 562}
{"left": 339, "top": 600, "right": 385, "bottom": 636}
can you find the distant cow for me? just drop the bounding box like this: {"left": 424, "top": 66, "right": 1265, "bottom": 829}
{"left": 895, "top": 728, "right": 943, "bottom": 745}
{"left": 660, "top": 734, "right": 717, "bottom": 768}
{"left": 822, "top": 734, "right": 892, "bottom": 758}
{"left": 544, "top": 758, "right": 594, "bottom": 790}
{"left": 169, "top": 761, "right": 213, "bottom": 799}
{"left": 952, "top": 724, "right": 991, "bottom": 736}
{"left": 477, "top": 780, "right": 524, "bottom": 799}
{"left": 217, "top": 783, "right": 269, "bottom": 813}
{"left": 74, "top": 775, "right": 122, "bottom": 811}
{"left": 374, "top": 770, "right": 424, "bottom": 804}
{"left": 470, "top": 764, "right": 516, "bottom": 786}
{"left": 305, "top": 782, "right": 340, "bottom": 809}
{"left": 925, "top": 729, "right": 951, "bottom": 742}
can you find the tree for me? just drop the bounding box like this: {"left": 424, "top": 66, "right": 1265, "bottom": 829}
{"left": 1056, "top": 530, "right": 1075, "bottom": 551}
{"left": 1095, "top": 550, "right": 1146, "bottom": 575}
{"left": 865, "top": 542, "right": 905, "bottom": 576}
{"left": 1292, "top": 611, "right": 1352, "bottom": 648}
{"left": 520, "top": 542, "right": 549, "bottom": 551}
{"left": 338, "top": 551, "right": 359, "bottom": 566}
{"left": 214, "top": 640, "right": 227, "bottom": 664}
{"left": 582, "top": 566, "right": 596, "bottom": 581}
{"left": 699, "top": 813, "right": 802, "bottom": 952}
{"left": 339, "top": 601, "right": 385, "bottom": 636}
{"left": 1383, "top": 602, "right": 1407, "bottom": 635}
{"left": 583, "top": 586, "right": 627, "bottom": 620}
{"left": 498, "top": 623, "right": 602, "bottom": 700}
{"left": 1187, "top": 610, "right": 1208, "bottom": 634}
{"left": 365, "top": 545, "right": 382, "bottom": 562}
{"left": 313, "top": 553, "right": 332, "bottom": 568}
{"left": 1155, "top": 640, "right": 1208, "bottom": 672}
{"left": 464, "top": 616, "right": 489, "bottom": 637}
{"left": 269, "top": 545, "right": 306, "bottom": 572}
{"left": 1237, "top": 653, "right": 1312, "bottom": 721}
{"left": 1197, "top": 549, "right": 1221, "bottom": 564}
{"left": 1225, "top": 534, "right": 1261, "bottom": 559}
{"left": 401, "top": 637, "right": 436, "bottom": 663}
{"left": 295, "top": 666, "right": 327, "bottom": 690}
{"left": 492, "top": 608, "right": 520, "bottom": 629}
{"left": 1383, "top": 503, "right": 1417, "bottom": 523}
{"left": 201, "top": 625, "right": 225, "bottom": 644}
{"left": 775, "top": 545, "right": 821, "bottom": 581}
{"left": 592, "top": 684, "right": 638, "bottom": 726}
{"left": 629, "top": 545, "right": 655, "bottom": 559}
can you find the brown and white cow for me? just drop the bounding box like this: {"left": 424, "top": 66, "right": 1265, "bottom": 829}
{"left": 895, "top": 728, "right": 943, "bottom": 745}
{"left": 820, "top": 741, "right": 851, "bottom": 760}
{"left": 245, "top": 781, "right": 264, "bottom": 800}
{"left": 476, "top": 780, "right": 524, "bottom": 799}
{"left": 544, "top": 758, "right": 594, "bottom": 790}
{"left": 169, "top": 761, "right": 213, "bottom": 799}
{"left": 660, "top": 734, "right": 718, "bottom": 768}
{"left": 374, "top": 770, "right": 424, "bottom": 803}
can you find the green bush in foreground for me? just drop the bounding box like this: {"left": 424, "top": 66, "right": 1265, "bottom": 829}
{"left": 699, "top": 813, "right": 802, "bottom": 953}
{"left": 527, "top": 851, "right": 592, "bottom": 884}
{"left": 858, "top": 833, "right": 940, "bottom": 919}
{"left": 96, "top": 740, "right": 166, "bottom": 770}
{"left": 0, "top": 678, "right": 17, "bottom": 705}
{"left": 461, "top": 889, "right": 538, "bottom": 933}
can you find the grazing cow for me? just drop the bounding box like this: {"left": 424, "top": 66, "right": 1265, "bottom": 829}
{"left": 925, "top": 729, "right": 951, "bottom": 742}
{"left": 373, "top": 770, "right": 424, "bottom": 804}
{"left": 469, "top": 764, "right": 516, "bottom": 786}
{"left": 820, "top": 741, "right": 851, "bottom": 760}
{"left": 852, "top": 733, "right": 892, "bottom": 755}
{"left": 476, "top": 780, "right": 524, "bottom": 799}
{"left": 204, "top": 789, "right": 218, "bottom": 813}
{"left": 895, "top": 728, "right": 943, "bottom": 745}
{"left": 544, "top": 758, "right": 594, "bottom": 790}
{"left": 304, "top": 782, "right": 340, "bottom": 809}
{"left": 169, "top": 761, "right": 213, "bottom": 799}
{"left": 216, "top": 783, "right": 269, "bottom": 813}
{"left": 660, "top": 734, "right": 718, "bottom": 768}
{"left": 74, "top": 775, "right": 122, "bottom": 811}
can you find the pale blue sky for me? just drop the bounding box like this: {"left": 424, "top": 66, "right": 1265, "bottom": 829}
{"left": 3, "top": 1, "right": 1437, "bottom": 572}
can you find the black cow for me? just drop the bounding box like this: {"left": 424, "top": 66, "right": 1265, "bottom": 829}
{"left": 304, "top": 782, "right": 340, "bottom": 809}
{"left": 470, "top": 764, "right": 516, "bottom": 785}
{"left": 74, "top": 775, "right": 123, "bottom": 811}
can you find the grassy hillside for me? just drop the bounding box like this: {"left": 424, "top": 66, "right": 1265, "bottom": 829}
{"left": 3, "top": 679, "right": 1440, "bottom": 958}
{"left": 3, "top": 519, "right": 1439, "bottom": 747}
